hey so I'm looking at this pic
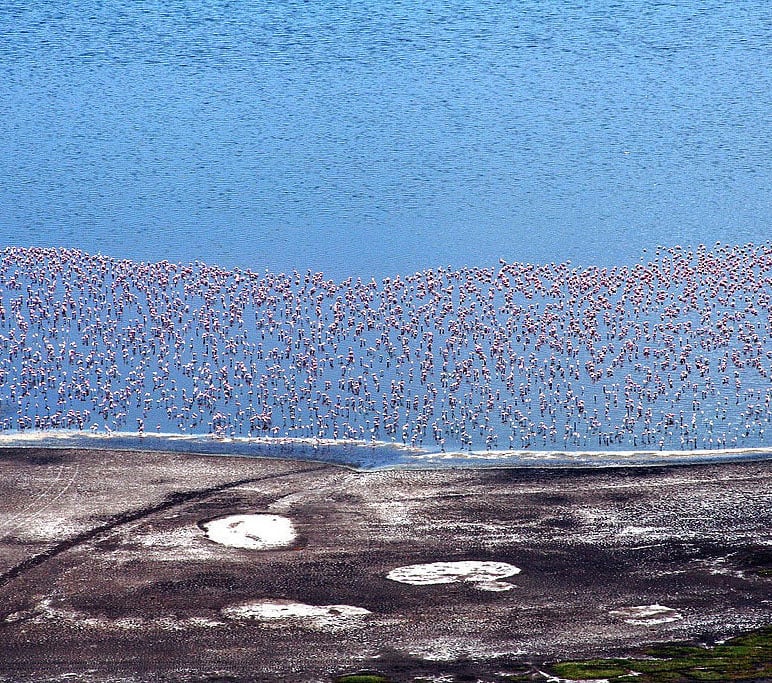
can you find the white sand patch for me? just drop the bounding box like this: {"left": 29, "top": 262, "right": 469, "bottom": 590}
{"left": 386, "top": 560, "right": 520, "bottom": 590}
{"left": 222, "top": 599, "right": 371, "bottom": 631}
{"left": 201, "top": 514, "right": 296, "bottom": 550}
{"left": 609, "top": 604, "right": 682, "bottom": 625}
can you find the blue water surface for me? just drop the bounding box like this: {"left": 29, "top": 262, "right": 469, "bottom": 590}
{"left": 0, "top": 0, "right": 769, "bottom": 279}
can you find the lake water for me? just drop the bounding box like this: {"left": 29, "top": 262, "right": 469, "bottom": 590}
{"left": 1, "top": 0, "right": 769, "bottom": 280}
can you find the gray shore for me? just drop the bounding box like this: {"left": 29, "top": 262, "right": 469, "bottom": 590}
{"left": 0, "top": 447, "right": 769, "bottom": 682}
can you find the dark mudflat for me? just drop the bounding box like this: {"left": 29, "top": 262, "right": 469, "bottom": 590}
{"left": 0, "top": 448, "right": 769, "bottom": 682}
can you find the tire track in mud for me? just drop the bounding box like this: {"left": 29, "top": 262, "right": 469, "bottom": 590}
{"left": 0, "top": 464, "right": 66, "bottom": 536}
{"left": 0, "top": 463, "right": 331, "bottom": 590}
{"left": 0, "top": 464, "right": 80, "bottom": 539}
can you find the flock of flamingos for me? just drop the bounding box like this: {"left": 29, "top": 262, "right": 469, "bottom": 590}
{"left": 0, "top": 242, "right": 770, "bottom": 456}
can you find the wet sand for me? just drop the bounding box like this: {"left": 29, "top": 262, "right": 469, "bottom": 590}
{"left": 0, "top": 447, "right": 769, "bottom": 682}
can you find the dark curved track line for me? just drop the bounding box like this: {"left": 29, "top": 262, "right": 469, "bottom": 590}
{"left": 0, "top": 463, "right": 331, "bottom": 590}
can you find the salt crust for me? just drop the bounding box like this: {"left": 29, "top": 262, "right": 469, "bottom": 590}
{"left": 134, "top": 527, "right": 221, "bottom": 561}
{"left": 474, "top": 580, "right": 516, "bottom": 592}
{"left": 4, "top": 598, "right": 224, "bottom": 631}
{"left": 201, "top": 514, "right": 296, "bottom": 549}
{"left": 386, "top": 560, "right": 520, "bottom": 590}
{"left": 609, "top": 603, "right": 682, "bottom": 625}
{"left": 221, "top": 599, "right": 371, "bottom": 630}
{"left": 408, "top": 637, "right": 526, "bottom": 662}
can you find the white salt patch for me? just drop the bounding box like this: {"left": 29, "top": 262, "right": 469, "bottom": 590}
{"left": 132, "top": 527, "right": 224, "bottom": 561}
{"left": 202, "top": 514, "right": 296, "bottom": 550}
{"left": 266, "top": 491, "right": 308, "bottom": 511}
{"left": 386, "top": 560, "right": 520, "bottom": 587}
{"left": 373, "top": 500, "right": 413, "bottom": 526}
{"left": 10, "top": 596, "right": 226, "bottom": 632}
{"left": 409, "top": 638, "right": 524, "bottom": 662}
{"left": 609, "top": 604, "right": 682, "bottom": 625}
{"left": 222, "top": 599, "right": 371, "bottom": 631}
{"left": 442, "top": 522, "right": 527, "bottom": 547}
{"left": 15, "top": 516, "right": 84, "bottom": 542}
{"left": 182, "top": 616, "right": 224, "bottom": 629}
{"left": 138, "top": 528, "right": 199, "bottom": 548}
{"left": 155, "top": 616, "right": 225, "bottom": 631}
{"left": 617, "top": 526, "right": 664, "bottom": 537}
{"left": 474, "top": 580, "right": 516, "bottom": 592}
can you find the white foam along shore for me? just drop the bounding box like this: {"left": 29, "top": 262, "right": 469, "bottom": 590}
{"left": 201, "top": 514, "right": 296, "bottom": 550}
{"left": 0, "top": 428, "right": 418, "bottom": 460}
{"left": 386, "top": 561, "right": 521, "bottom": 591}
{"left": 0, "top": 428, "right": 414, "bottom": 450}
{"left": 411, "top": 445, "right": 772, "bottom": 460}
{"left": 0, "top": 428, "right": 770, "bottom": 470}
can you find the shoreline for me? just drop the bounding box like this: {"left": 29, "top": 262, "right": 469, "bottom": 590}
{"left": 1, "top": 429, "right": 771, "bottom": 471}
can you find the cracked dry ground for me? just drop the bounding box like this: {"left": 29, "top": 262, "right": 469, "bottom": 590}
{"left": 0, "top": 447, "right": 769, "bottom": 682}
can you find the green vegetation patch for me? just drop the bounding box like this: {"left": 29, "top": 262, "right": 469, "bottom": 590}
{"left": 550, "top": 659, "right": 632, "bottom": 679}
{"left": 333, "top": 627, "right": 771, "bottom": 682}
{"left": 549, "top": 626, "right": 772, "bottom": 682}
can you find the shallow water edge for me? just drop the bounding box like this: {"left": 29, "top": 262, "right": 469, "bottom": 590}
{"left": 0, "top": 429, "right": 770, "bottom": 471}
